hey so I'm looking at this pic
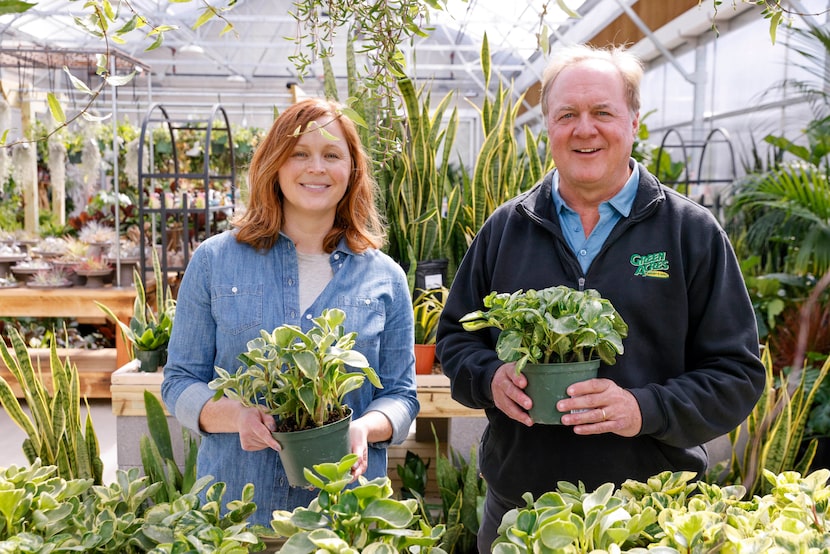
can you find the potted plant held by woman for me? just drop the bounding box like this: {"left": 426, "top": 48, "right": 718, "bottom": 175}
{"left": 208, "top": 308, "right": 383, "bottom": 487}
{"left": 460, "top": 285, "right": 628, "bottom": 424}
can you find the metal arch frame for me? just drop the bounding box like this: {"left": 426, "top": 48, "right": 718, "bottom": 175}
{"left": 136, "top": 102, "right": 236, "bottom": 280}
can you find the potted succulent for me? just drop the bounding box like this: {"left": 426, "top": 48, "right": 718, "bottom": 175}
{"left": 413, "top": 286, "right": 448, "bottom": 375}
{"left": 96, "top": 250, "right": 175, "bottom": 372}
{"left": 460, "top": 285, "right": 628, "bottom": 424}
{"left": 208, "top": 308, "right": 382, "bottom": 487}
{"left": 73, "top": 257, "right": 113, "bottom": 288}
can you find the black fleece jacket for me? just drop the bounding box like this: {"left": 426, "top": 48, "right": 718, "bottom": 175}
{"left": 436, "top": 164, "right": 765, "bottom": 504}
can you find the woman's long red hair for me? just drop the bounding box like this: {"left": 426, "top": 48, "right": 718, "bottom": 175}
{"left": 233, "top": 98, "right": 384, "bottom": 253}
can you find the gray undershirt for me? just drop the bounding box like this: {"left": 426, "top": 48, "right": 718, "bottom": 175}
{"left": 297, "top": 251, "right": 333, "bottom": 314}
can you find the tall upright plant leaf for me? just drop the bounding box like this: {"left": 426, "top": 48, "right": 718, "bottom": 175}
{"left": 0, "top": 328, "right": 103, "bottom": 484}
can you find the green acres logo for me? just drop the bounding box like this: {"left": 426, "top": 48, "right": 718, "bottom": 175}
{"left": 630, "top": 252, "right": 670, "bottom": 279}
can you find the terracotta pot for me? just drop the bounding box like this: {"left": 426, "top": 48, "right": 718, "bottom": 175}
{"left": 414, "top": 343, "right": 436, "bottom": 375}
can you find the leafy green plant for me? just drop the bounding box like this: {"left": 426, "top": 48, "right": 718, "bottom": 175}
{"left": 727, "top": 160, "right": 830, "bottom": 276}
{"left": 0, "top": 460, "right": 263, "bottom": 553}
{"left": 270, "top": 453, "right": 447, "bottom": 552}
{"left": 96, "top": 248, "right": 176, "bottom": 354}
{"left": 414, "top": 286, "right": 448, "bottom": 345}
{"left": 0, "top": 327, "right": 103, "bottom": 484}
{"left": 460, "top": 285, "right": 629, "bottom": 373}
{"left": 208, "top": 308, "right": 382, "bottom": 432}
{"left": 380, "top": 76, "right": 462, "bottom": 284}
{"left": 433, "top": 436, "right": 485, "bottom": 554}
{"left": 139, "top": 390, "right": 199, "bottom": 504}
{"left": 720, "top": 347, "right": 830, "bottom": 497}
{"left": 397, "top": 450, "right": 430, "bottom": 500}
{"left": 456, "top": 34, "right": 555, "bottom": 252}
{"left": 135, "top": 479, "right": 262, "bottom": 552}
{"left": 493, "top": 468, "right": 830, "bottom": 553}
{"left": 494, "top": 481, "right": 658, "bottom": 553}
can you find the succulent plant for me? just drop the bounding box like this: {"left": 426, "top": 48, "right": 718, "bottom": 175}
{"left": 28, "top": 268, "right": 71, "bottom": 287}
{"left": 78, "top": 221, "right": 117, "bottom": 245}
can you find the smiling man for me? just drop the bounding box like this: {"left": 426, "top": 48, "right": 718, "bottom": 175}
{"left": 435, "top": 43, "right": 765, "bottom": 553}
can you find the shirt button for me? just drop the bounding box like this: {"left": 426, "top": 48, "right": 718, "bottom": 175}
{"left": 305, "top": 314, "right": 312, "bottom": 320}
{"left": 579, "top": 249, "right": 588, "bottom": 256}
{"left": 231, "top": 286, "right": 237, "bottom": 293}
{"left": 333, "top": 254, "right": 340, "bottom": 260}
{"left": 290, "top": 310, "right": 296, "bottom": 318}
{"left": 287, "top": 278, "right": 294, "bottom": 286}
{"left": 364, "top": 299, "right": 371, "bottom": 305}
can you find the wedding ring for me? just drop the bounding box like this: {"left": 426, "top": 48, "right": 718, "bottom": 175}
{"left": 601, "top": 408, "right": 607, "bottom": 421}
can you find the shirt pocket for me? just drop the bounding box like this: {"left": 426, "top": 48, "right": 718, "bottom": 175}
{"left": 337, "top": 295, "right": 384, "bottom": 351}
{"left": 212, "top": 283, "right": 263, "bottom": 335}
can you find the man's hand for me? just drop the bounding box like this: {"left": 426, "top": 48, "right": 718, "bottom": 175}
{"left": 557, "top": 378, "right": 642, "bottom": 436}
{"left": 491, "top": 362, "right": 533, "bottom": 426}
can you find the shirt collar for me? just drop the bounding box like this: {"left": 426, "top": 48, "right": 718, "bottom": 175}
{"left": 552, "top": 158, "right": 639, "bottom": 217}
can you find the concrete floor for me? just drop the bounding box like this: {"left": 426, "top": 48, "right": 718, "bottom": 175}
{"left": 0, "top": 399, "right": 119, "bottom": 483}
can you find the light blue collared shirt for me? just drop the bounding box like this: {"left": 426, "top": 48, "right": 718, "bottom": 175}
{"left": 552, "top": 160, "right": 639, "bottom": 273}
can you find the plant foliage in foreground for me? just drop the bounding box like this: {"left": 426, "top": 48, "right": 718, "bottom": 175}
{"left": 0, "top": 461, "right": 263, "bottom": 553}
{"left": 270, "top": 454, "right": 447, "bottom": 552}
{"left": 493, "top": 468, "right": 830, "bottom": 553}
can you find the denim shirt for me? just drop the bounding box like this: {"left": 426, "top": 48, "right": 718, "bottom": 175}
{"left": 161, "top": 230, "right": 419, "bottom": 525}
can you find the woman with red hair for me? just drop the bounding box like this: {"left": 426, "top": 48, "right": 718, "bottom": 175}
{"left": 162, "top": 99, "right": 419, "bottom": 525}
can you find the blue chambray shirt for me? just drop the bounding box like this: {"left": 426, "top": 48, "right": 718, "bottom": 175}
{"left": 161, "top": 230, "right": 419, "bottom": 525}
{"left": 552, "top": 159, "right": 639, "bottom": 273}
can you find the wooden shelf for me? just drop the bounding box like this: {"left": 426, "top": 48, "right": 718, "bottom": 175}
{"left": 0, "top": 285, "right": 141, "bottom": 369}
{"left": 110, "top": 364, "right": 483, "bottom": 419}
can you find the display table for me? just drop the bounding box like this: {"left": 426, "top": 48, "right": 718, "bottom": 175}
{"left": 0, "top": 285, "right": 148, "bottom": 397}
{"left": 111, "top": 363, "right": 483, "bottom": 493}
{"left": 111, "top": 363, "right": 482, "bottom": 419}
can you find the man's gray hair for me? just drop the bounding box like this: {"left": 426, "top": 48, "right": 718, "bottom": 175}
{"left": 540, "top": 43, "right": 644, "bottom": 118}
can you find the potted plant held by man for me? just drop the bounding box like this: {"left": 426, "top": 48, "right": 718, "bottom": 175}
{"left": 208, "top": 308, "right": 383, "bottom": 487}
{"left": 460, "top": 285, "right": 628, "bottom": 424}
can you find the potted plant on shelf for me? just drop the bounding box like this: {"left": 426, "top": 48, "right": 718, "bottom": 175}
{"left": 460, "top": 285, "right": 628, "bottom": 424}
{"left": 73, "top": 257, "right": 113, "bottom": 288}
{"left": 208, "top": 308, "right": 382, "bottom": 487}
{"left": 413, "top": 286, "right": 448, "bottom": 375}
{"left": 96, "top": 250, "right": 175, "bottom": 372}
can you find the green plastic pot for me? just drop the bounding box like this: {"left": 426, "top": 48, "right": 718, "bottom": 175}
{"left": 523, "top": 359, "right": 601, "bottom": 425}
{"left": 272, "top": 410, "right": 352, "bottom": 487}
{"left": 134, "top": 347, "right": 166, "bottom": 373}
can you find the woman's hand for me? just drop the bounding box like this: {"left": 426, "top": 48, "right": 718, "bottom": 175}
{"left": 237, "top": 406, "right": 281, "bottom": 451}
{"left": 348, "top": 410, "right": 394, "bottom": 481}
{"left": 348, "top": 419, "right": 370, "bottom": 480}
{"left": 198, "top": 397, "right": 280, "bottom": 451}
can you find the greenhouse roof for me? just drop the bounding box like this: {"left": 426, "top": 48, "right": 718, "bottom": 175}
{"left": 0, "top": 0, "right": 757, "bottom": 127}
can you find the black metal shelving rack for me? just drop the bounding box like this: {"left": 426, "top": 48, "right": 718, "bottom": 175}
{"left": 136, "top": 104, "right": 237, "bottom": 281}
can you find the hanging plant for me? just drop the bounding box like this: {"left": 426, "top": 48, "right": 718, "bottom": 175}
{"left": 80, "top": 123, "right": 102, "bottom": 197}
